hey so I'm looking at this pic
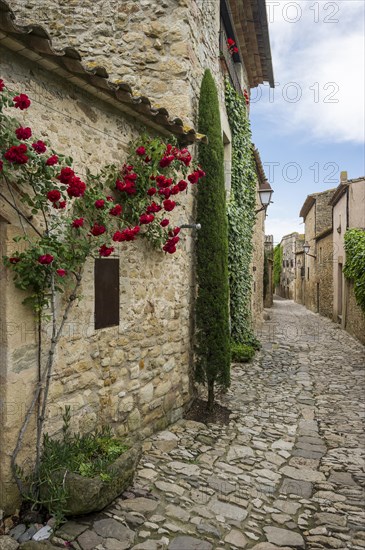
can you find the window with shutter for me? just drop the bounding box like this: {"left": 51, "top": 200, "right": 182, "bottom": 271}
{"left": 94, "top": 258, "right": 120, "bottom": 329}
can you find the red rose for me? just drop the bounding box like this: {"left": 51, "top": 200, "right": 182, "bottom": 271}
{"left": 0, "top": 79, "right": 5, "bottom": 92}
{"left": 72, "top": 218, "right": 84, "bottom": 228}
{"left": 32, "top": 140, "right": 47, "bottom": 154}
{"left": 178, "top": 180, "right": 188, "bottom": 191}
{"left": 95, "top": 199, "right": 105, "bottom": 209}
{"left": 146, "top": 202, "right": 162, "bottom": 213}
{"left": 144, "top": 156, "right": 151, "bottom": 163}
{"left": 163, "top": 236, "right": 178, "bottom": 254}
{"left": 15, "top": 127, "right": 32, "bottom": 140}
{"left": 54, "top": 200, "right": 66, "bottom": 209}
{"left": 67, "top": 177, "right": 86, "bottom": 198}
{"left": 109, "top": 204, "right": 122, "bottom": 216}
{"left": 38, "top": 254, "right": 54, "bottom": 265}
{"left": 58, "top": 167, "right": 75, "bottom": 184}
{"left": 106, "top": 196, "right": 114, "bottom": 202}
{"left": 90, "top": 223, "right": 106, "bottom": 236}
{"left": 159, "top": 155, "right": 175, "bottom": 168}
{"left": 176, "top": 149, "right": 192, "bottom": 166}
{"left": 163, "top": 199, "right": 176, "bottom": 212}
{"left": 99, "top": 244, "right": 114, "bottom": 257}
{"left": 47, "top": 190, "right": 61, "bottom": 203}
{"left": 169, "top": 227, "right": 181, "bottom": 237}
{"left": 9, "top": 257, "right": 20, "bottom": 264}
{"left": 136, "top": 146, "right": 146, "bottom": 156}
{"left": 159, "top": 188, "right": 171, "bottom": 198}
{"left": 160, "top": 218, "right": 169, "bottom": 227}
{"left": 197, "top": 168, "right": 206, "bottom": 178}
{"left": 13, "top": 93, "right": 31, "bottom": 110}
{"left": 0, "top": 160, "right": 3, "bottom": 171}
{"left": 227, "top": 38, "right": 235, "bottom": 46}
{"left": 147, "top": 187, "right": 157, "bottom": 196}
{"left": 113, "top": 226, "right": 140, "bottom": 242}
{"left": 139, "top": 213, "right": 155, "bottom": 224}
{"left": 170, "top": 185, "right": 180, "bottom": 195}
{"left": 46, "top": 155, "right": 58, "bottom": 166}
{"left": 188, "top": 172, "right": 199, "bottom": 184}
{"left": 4, "top": 144, "right": 28, "bottom": 164}
{"left": 56, "top": 269, "right": 67, "bottom": 277}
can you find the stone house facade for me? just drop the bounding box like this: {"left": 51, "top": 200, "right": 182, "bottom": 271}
{"left": 0, "top": 0, "right": 274, "bottom": 514}
{"left": 277, "top": 232, "right": 304, "bottom": 300}
{"left": 330, "top": 174, "right": 365, "bottom": 344}
{"left": 298, "top": 188, "right": 336, "bottom": 313}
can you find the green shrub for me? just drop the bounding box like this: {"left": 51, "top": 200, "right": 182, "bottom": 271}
{"left": 195, "top": 70, "right": 231, "bottom": 410}
{"left": 231, "top": 342, "right": 255, "bottom": 363}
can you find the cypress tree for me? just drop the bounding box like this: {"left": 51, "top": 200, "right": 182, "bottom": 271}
{"left": 195, "top": 69, "right": 231, "bottom": 411}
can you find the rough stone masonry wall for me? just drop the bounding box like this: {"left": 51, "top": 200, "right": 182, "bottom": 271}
{"left": 304, "top": 206, "right": 317, "bottom": 313}
{"left": 7, "top": 0, "right": 246, "bottom": 126}
{"left": 316, "top": 233, "right": 334, "bottom": 319}
{"left": 0, "top": 50, "right": 196, "bottom": 514}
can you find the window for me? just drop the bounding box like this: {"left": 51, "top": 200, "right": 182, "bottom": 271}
{"left": 94, "top": 258, "right": 120, "bottom": 329}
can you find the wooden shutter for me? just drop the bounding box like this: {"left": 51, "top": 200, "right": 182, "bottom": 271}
{"left": 94, "top": 258, "right": 119, "bottom": 329}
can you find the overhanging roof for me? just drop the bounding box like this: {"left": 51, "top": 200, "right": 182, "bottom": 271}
{"left": 227, "top": 0, "right": 274, "bottom": 87}
{"left": 0, "top": 0, "right": 205, "bottom": 144}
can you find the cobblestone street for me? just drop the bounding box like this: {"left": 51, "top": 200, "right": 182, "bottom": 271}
{"left": 48, "top": 299, "right": 365, "bottom": 549}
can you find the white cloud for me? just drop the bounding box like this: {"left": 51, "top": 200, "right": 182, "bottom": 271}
{"left": 265, "top": 215, "right": 304, "bottom": 245}
{"left": 252, "top": 0, "right": 365, "bottom": 144}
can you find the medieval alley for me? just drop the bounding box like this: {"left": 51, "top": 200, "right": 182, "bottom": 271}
{"left": 12, "top": 297, "right": 362, "bottom": 550}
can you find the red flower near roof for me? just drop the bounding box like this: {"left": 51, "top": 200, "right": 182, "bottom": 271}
{"left": 32, "top": 141, "right": 47, "bottom": 154}
{"left": 15, "top": 127, "right": 32, "bottom": 140}
{"left": 13, "top": 93, "right": 31, "bottom": 110}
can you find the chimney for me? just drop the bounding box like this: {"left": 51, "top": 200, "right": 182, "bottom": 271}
{"left": 340, "top": 171, "right": 348, "bottom": 184}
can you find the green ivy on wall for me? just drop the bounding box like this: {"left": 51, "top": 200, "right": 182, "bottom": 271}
{"left": 225, "top": 80, "right": 257, "bottom": 346}
{"left": 273, "top": 243, "right": 283, "bottom": 288}
{"left": 344, "top": 228, "right": 365, "bottom": 312}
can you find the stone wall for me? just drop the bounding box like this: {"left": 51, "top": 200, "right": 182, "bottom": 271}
{"left": 345, "top": 280, "right": 365, "bottom": 345}
{"left": 303, "top": 205, "right": 317, "bottom": 313}
{"left": 316, "top": 232, "right": 334, "bottom": 319}
{"left": 0, "top": 50, "right": 196, "bottom": 514}
{"left": 278, "top": 233, "right": 303, "bottom": 300}
{"left": 264, "top": 235, "right": 273, "bottom": 308}
{"left": 7, "top": 0, "right": 249, "bottom": 127}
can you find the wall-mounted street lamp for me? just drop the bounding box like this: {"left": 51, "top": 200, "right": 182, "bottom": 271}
{"left": 255, "top": 181, "right": 274, "bottom": 215}
{"left": 303, "top": 241, "right": 316, "bottom": 258}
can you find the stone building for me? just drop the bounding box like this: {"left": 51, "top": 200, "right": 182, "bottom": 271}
{"left": 264, "top": 235, "right": 274, "bottom": 308}
{"left": 330, "top": 173, "right": 365, "bottom": 344}
{"left": 0, "top": 0, "right": 274, "bottom": 514}
{"left": 277, "top": 232, "right": 304, "bottom": 300}
{"left": 299, "top": 188, "right": 336, "bottom": 314}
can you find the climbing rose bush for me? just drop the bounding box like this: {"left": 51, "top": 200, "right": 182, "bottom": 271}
{"left": 0, "top": 79, "right": 205, "bottom": 311}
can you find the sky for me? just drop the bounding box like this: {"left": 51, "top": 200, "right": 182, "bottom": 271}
{"left": 250, "top": 0, "right": 365, "bottom": 245}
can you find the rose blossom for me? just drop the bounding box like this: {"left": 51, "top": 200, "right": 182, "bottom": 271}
{"left": 160, "top": 219, "right": 169, "bottom": 227}
{"left": 146, "top": 202, "right": 161, "bottom": 213}
{"left": 147, "top": 187, "right": 157, "bottom": 196}
{"left": 0, "top": 161, "right": 3, "bottom": 171}
{"left": 53, "top": 200, "right": 66, "bottom": 209}
{"left": 139, "top": 213, "right": 155, "bottom": 224}
{"left": 15, "top": 127, "right": 32, "bottom": 140}
{"left": 32, "top": 140, "right": 47, "bottom": 154}
{"left": 99, "top": 244, "right": 114, "bottom": 257}
{"left": 58, "top": 167, "right": 75, "bottom": 184}
{"left": 4, "top": 144, "right": 28, "bottom": 164}
{"left": 109, "top": 204, "right": 122, "bottom": 216}
{"left": 67, "top": 176, "right": 86, "bottom": 198}
{"left": 38, "top": 254, "right": 54, "bottom": 265}
{"left": 72, "top": 218, "right": 84, "bottom": 228}
{"left": 90, "top": 223, "right": 106, "bottom": 236}
{"left": 178, "top": 180, "right": 188, "bottom": 192}
{"left": 163, "top": 199, "right": 176, "bottom": 212}
{"left": 136, "top": 146, "right": 146, "bottom": 156}
{"left": 95, "top": 199, "right": 105, "bottom": 209}
{"left": 0, "top": 79, "right": 5, "bottom": 92}
{"left": 56, "top": 269, "right": 67, "bottom": 277}
{"left": 47, "top": 190, "right": 61, "bottom": 203}
{"left": 9, "top": 257, "right": 20, "bottom": 264}
{"left": 13, "top": 93, "right": 31, "bottom": 110}
{"left": 46, "top": 155, "right": 59, "bottom": 166}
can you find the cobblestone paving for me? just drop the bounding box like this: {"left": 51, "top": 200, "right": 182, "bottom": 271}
{"left": 50, "top": 299, "right": 365, "bottom": 549}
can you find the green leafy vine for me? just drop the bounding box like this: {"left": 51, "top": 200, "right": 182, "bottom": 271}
{"left": 225, "top": 80, "right": 257, "bottom": 346}
{"left": 344, "top": 228, "right": 365, "bottom": 312}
